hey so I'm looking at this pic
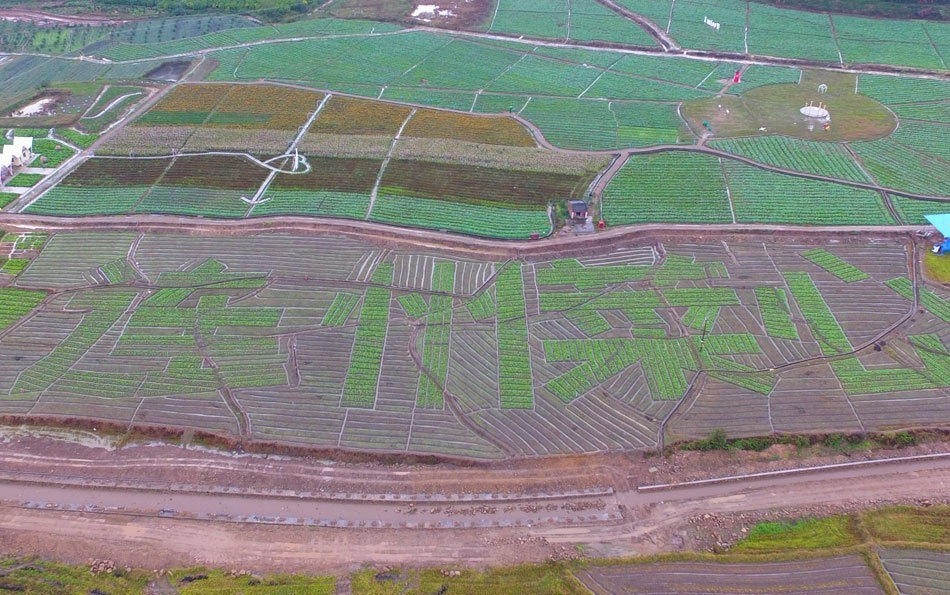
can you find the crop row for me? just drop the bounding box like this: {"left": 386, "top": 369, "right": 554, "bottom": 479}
{"left": 543, "top": 337, "right": 695, "bottom": 401}
{"left": 370, "top": 194, "right": 552, "bottom": 239}
{"left": 619, "top": 0, "right": 945, "bottom": 68}
{"left": 99, "top": 17, "right": 397, "bottom": 61}
{"left": 397, "top": 294, "right": 427, "bottom": 320}
{"left": 0, "top": 288, "right": 46, "bottom": 330}
{"left": 323, "top": 292, "right": 360, "bottom": 327}
{"left": 13, "top": 291, "right": 136, "bottom": 393}
{"left": 536, "top": 259, "right": 651, "bottom": 290}
{"left": 754, "top": 286, "right": 799, "bottom": 340}
{"left": 857, "top": 75, "right": 949, "bottom": 106}
{"left": 886, "top": 277, "right": 950, "bottom": 323}
{"left": 341, "top": 262, "right": 394, "bottom": 407}
{"left": 138, "top": 83, "right": 322, "bottom": 130}
{"left": 1, "top": 258, "right": 29, "bottom": 275}
{"left": 783, "top": 272, "right": 851, "bottom": 355}
{"left": 417, "top": 262, "right": 455, "bottom": 408}
{"left": 463, "top": 289, "right": 495, "bottom": 322}
{"left": 681, "top": 305, "right": 718, "bottom": 331}
{"left": 654, "top": 255, "right": 717, "bottom": 287}
{"left": 832, "top": 356, "right": 939, "bottom": 395}
{"left": 707, "top": 370, "right": 776, "bottom": 395}
{"left": 602, "top": 152, "right": 732, "bottom": 224}
{"left": 566, "top": 309, "right": 612, "bottom": 336}
{"left": 709, "top": 137, "right": 871, "bottom": 183}
{"left": 488, "top": 0, "right": 656, "bottom": 46}
{"left": 801, "top": 249, "right": 870, "bottom": 283}
{"left": 722, "top": 161, "right": 895, "bottom": 226}
{"left": 495, "top": 264, "right": 532, "bottom": 409}
{"left": 380, "top": 159, "right": 588, "bottom": 207}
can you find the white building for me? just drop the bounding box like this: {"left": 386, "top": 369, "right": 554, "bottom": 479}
{"left": 0, "top": 136, "right": 34, "bottom": 185}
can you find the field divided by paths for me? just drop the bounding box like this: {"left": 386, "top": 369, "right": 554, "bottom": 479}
{"left": 602, "top": 152, "right": 897, "bottom": 226}
{"left": 0, "top": 232, "right": 945, "bottom": 458}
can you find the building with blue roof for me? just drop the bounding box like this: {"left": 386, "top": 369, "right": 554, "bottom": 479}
{"left": 925, "top": 213, "right": 950, "bottom": 254}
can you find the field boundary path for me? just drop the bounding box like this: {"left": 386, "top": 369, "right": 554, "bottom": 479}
{"left": 592, "top": 0, "right": 680, "bottom": 51}
{"left": 0, "top": 213, "right": 934, "bottom": 259}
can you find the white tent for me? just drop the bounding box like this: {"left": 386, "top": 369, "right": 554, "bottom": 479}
{"left": 11, "top": 136, "right": 32, "bottom": 151}
{"left": 1, "top": 144, "right": 23, "bottom": 166}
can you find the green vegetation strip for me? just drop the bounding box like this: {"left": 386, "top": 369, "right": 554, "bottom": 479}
{"left": 496, "top": 263, "right": 532, "bottom": 409}
{"left": 0, "top": 288, "right": 46, "bottom": 330}
{"left": 417, "top": 262, "right": 455, "bottom": 408}
{"left": 754, "top": 287, "right": 799, "bottom": 340}
{"left": 732, "top": 516, "right": 861, "bottom": 552}
{"left": 801, "top": 249, "right": 870, "bottom": 283}
{"left": 342, "top": 262, "right": 394, "bottom": 408}
{"left": 323, "top": 292, "right": 360, "bottom": 327}
{"left": 783, "top": 272, "right": 851, "bottom": 354}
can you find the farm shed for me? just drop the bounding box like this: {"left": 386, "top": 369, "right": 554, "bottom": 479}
{"left": 568, "top": 200, "right": 588, "bottom": 220}
{"left": 925, "top": 213, "right": 950, "bottom": 254}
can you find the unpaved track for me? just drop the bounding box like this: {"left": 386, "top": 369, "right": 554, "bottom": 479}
{"left": 0, "top": 454, "right": 944, "bottom": 572}
{"left": 593, "top": 0, "right": 679, "bottom": 50}
{"left": 0, "top": 213, "right": 932, "bottom": 260}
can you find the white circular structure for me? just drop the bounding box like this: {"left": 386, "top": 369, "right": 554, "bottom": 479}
{"left": 800, "top": 104, "right": 830, "bottom": 119}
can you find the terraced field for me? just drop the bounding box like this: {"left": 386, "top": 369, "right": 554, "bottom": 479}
{"left": 0, "top": 231, "right": 945, "bottom": 458}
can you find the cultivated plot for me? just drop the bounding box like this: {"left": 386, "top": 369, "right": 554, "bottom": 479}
{"left": 0, "top": 232, "right": 946, "bottom": 459}
{"left": 30, "top": 88, "right": 606, "bottom": 238}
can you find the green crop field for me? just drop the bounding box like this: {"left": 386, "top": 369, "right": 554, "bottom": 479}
{"left": 602, "top": 152, "right": 733, "bottom": 224}
{"left": 723, "top": 161, "right": 895, "bottom": 225}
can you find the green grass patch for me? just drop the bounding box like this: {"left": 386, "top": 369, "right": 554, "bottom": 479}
{"left": 0, "top": 556, "right": 149, "bottom": 594}
{"left": 683, "top": 70, "right": 896, "bottom": 142}
{"left": 733, "top": 516, "right": 860, "bottom": 552}
{"left": 6, "top": 173, "right": 43, "bottom": 187}
{"left": 0, "top": 192, "right": 17, "bottom": 209}
{"left": 170, "top": 567, "right": 335, "bottom": 594}
{"left": 55, "top": 128, "right": 97, "bottom": 149}
{"left": 32, "top": 138, "right": 74, "bottom": 167}
{"left": 862, "top": 505, "right": 949, "bottom": 544}
{"left": 924, "top": 251, "right": 950, "bottom": 284}
{"left": 1, "top": 258, "right": 30, "bottom": 275}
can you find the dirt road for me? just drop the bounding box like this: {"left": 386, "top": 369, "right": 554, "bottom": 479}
{"left": 0, "top": 434, "right": 945, "bottom": 572}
